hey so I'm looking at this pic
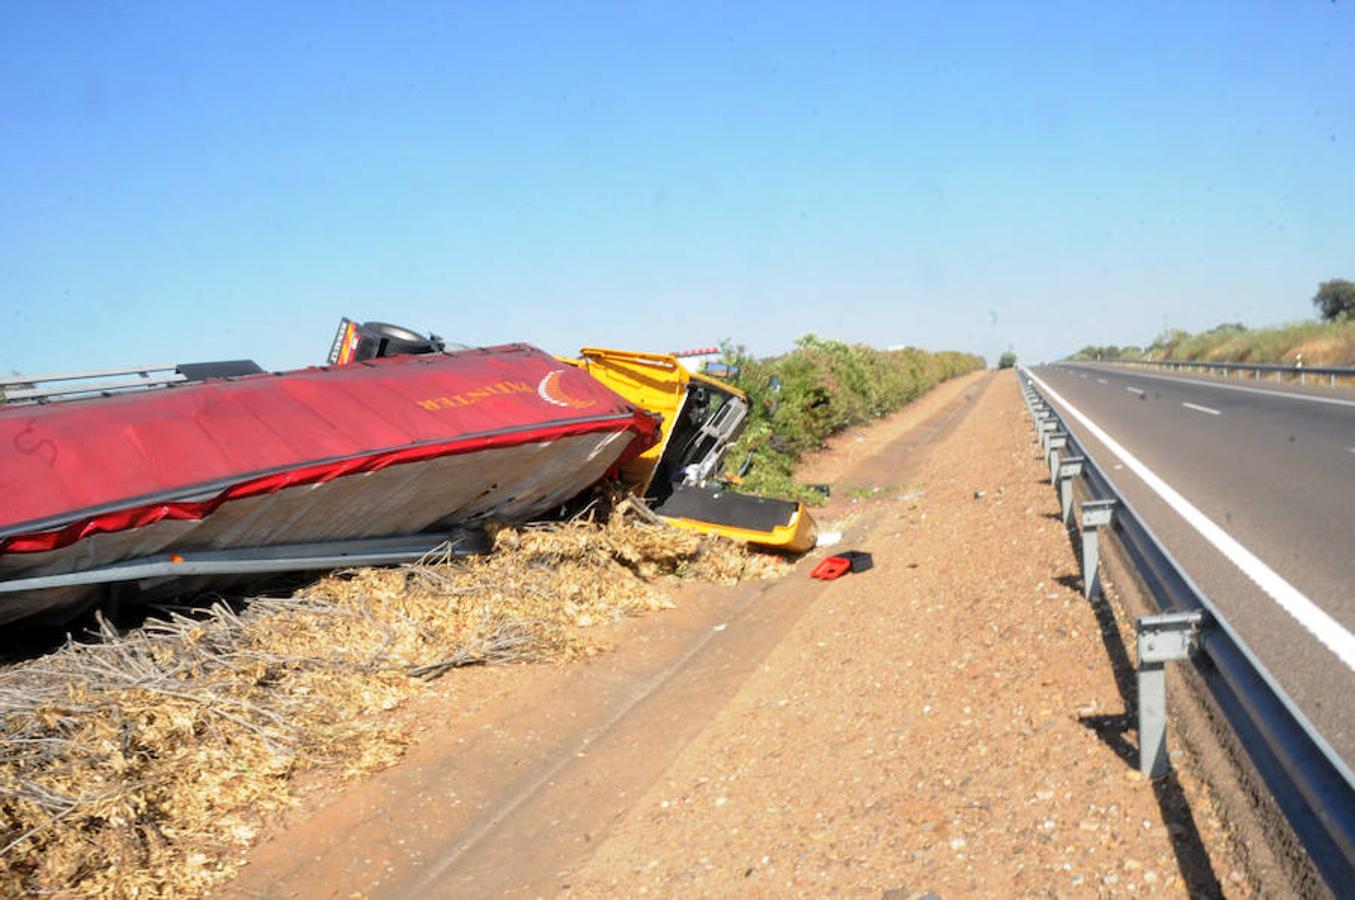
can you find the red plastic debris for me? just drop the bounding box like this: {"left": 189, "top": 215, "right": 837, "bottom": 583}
{"left": 811, "top": 556, "right": 852, "bottom": 580}
{"left": 811, "top": 550, "right": 874, "bottom": 580}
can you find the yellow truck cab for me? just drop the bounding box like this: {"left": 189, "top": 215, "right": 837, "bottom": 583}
{"left": 568, "top": 347, "right": 817, "bottom": 553}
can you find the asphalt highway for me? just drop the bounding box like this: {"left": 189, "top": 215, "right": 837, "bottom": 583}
{"left": 1028, "top": 362, "right": 1355, "bottom": 768}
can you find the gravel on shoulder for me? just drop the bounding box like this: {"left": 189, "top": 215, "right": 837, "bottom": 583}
{"left": 562, "top": 371, "right": 1246, "bottom": 897}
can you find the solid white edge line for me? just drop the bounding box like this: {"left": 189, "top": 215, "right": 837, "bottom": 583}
{"left": 1079, "top": 365, "right": 1355, "bottom": 409}
{"left": 1182, "top": 401, "right": 1221, "bottom": 416}
{"left": 1025, "top": 368, "right": 1355, "bottom": 672}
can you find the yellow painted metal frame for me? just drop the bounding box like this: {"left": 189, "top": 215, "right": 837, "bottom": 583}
{"left": 564, "top": 347, "right": 816, "bottom": 553}
{"left": 567, "top": 347, "right": 745, "bottom": 494}
{"left": 662, "top": 503, "right": 817, "bottom": 554}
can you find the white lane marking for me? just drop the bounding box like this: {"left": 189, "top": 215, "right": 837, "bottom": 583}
{"left": 1126, "top": 386, "right": 1145, "bottom": 396}
{"left": 1084, "top": 366, "right": 1355, "bottom": 409}
{"left": 1097, "top": 378, "right": 1108, "bottom": 384}
{"left": 1182, "top": 401, "right": 1221, "bottom": 416}
{"left": 1025, "top": 368, "right": 1355, "bottom": 672}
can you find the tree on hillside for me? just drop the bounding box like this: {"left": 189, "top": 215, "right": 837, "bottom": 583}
{"left": 1313, "top": 279, "right": 1355, "bottom": 321}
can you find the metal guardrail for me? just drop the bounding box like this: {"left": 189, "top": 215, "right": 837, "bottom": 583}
{"left": 1017, "top": 367, "right": 1355, "bottom": 891}
{"left": 1107, "top": 357, "right": 1355, "bottom": 387}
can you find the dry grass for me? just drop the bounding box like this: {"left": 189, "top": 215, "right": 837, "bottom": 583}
{"left": 1148, "top": 319, "right": 1355, "bottom": 365}
{"left": 0, "top": 502, "right": 785, "bottom": 897}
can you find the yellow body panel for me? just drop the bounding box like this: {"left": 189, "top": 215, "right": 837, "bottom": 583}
{"left": 568, "top": 347, "right": 746, "bottom": 494}
{"left": 663, "top": 503, "right": 818, "bottom": 554}
{"left": 565, "top": 347, "right": 816, "bottom": 554}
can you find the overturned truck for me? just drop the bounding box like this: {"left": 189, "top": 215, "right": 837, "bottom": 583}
{"left": 0, "top": 320, "right": 814, "bottom": 628}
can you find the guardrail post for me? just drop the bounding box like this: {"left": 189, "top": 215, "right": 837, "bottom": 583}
{"left": 1046, "top": 433, "right": 1067, "bottom": 482}
{"left": 1080, "top": 499, "right": 1116, "bottom": 598}
{"left": 1057, "top": 456, "right": 1083, "bottom": 524}
{"left": 1039, "top": 418, "right": 1056, "bottom": 449}
{"left": 1136, "top": 611, "right": 1203, "bottom": 778}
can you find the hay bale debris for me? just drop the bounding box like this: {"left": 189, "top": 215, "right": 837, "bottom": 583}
{"left": 0, "top": 503, "right": 784, "bottom": 897}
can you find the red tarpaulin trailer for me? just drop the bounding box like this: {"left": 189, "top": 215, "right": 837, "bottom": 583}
{"left": 0, "top": 344, "right": 657, "bottom": 626}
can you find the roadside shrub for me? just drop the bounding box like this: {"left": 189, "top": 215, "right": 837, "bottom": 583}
{"left": 1069, "top": 345, "right": 1142, "bottom": 361}
{"left": 720, "top": 336, "right": 984, "bottom": 503}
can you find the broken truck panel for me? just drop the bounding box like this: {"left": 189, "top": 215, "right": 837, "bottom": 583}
{"left": 568, "top": 347, "right": 817, "bottom": 554}
{"left": 654, "top": 483, "right": 817, "bottom": 553}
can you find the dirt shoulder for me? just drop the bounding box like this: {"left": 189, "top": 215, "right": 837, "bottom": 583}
{"left": 560, "top": 371, "right": 1244, "bottom": 897}
{"left": 226, "top": 371, "right": 1248, "bottom": 897}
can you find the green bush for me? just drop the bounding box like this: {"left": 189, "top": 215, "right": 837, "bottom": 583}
{"left": 1069, "top": 345, "right": 1142, "bottom": 361}
{"left": 720, "top": 336, "right": 984, "bottom": 503}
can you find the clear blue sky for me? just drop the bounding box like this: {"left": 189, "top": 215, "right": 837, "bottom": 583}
{"left": 2, "top": 2, "right": 1351, "bottom": 374}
